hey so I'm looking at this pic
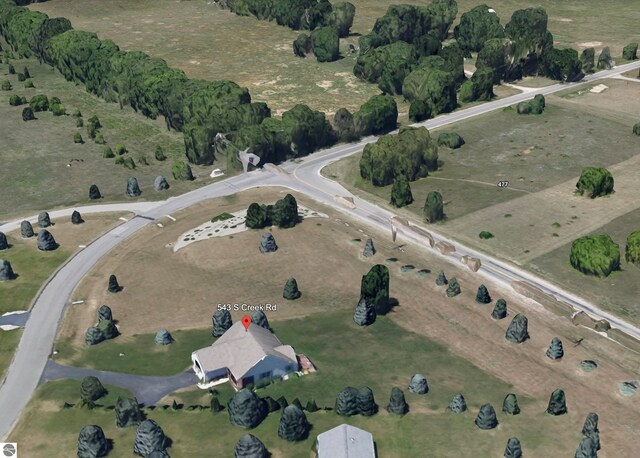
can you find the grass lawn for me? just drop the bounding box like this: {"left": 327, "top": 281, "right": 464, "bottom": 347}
{"left": 0, "top": 330, "right": 21, "bottom": 385}
{"left": 12, "top": 310, "right": 587, "bottom": 457}
{"left": 0, "top": 46, "right": 227, "bottom": 219}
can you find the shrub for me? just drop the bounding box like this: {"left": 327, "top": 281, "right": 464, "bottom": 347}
{"left": 172, "top": 160, "right": 194, "bottom": 181}
{"left": 154, "top": 145, "right": 166, "bottom": 161}
{"left": 22, "top": 107, "right": 35, "bottom": 121}
{"left": 293, "top": 33, "right": 312, "bottom": 57}
{"left": 76, "top": 118, "right": 84, "bottom": 127}
{"left": 74, "top": 132, "right": 84, "bottom": 144}
{"left": 570, "top": 234, "right": 620, "bottom": 277}
{"left": 72, "top": 109, "right": 82, "bottom": 118}
{"left": 94, "top": 132, "right": 106, "bottom": 144}
{"left": 634, "top": 122, "right": 640, "bottom": 136}
{"left": 24, "top": 79, "right": 34, "bottom": 88}
{"left": 137, "top": 153, "right": 148, "bottom": 165}
{"left": 1, "top": 80, "right": 11, "bottom": 91}
{"left": 8, "top": 63, "right": 15, "bottom": 74}
{"left": 353, "top": 94, "right": 398, "bottom": 136}
{"left": 115, "top": 156, "right": 125, "bottom": 165}
{"left": 575, "top": 167, "right": 614, "bottom": 198}
{"left": 23, "top": 66, "right": 30, "bottom": 79}
{"left": 30, "top": 95, "right": 49, "bottom": 111}
{"left": 437, "top": 132, "right": 465, "bottom": 149}
{"left": 17, "top": 72, "right": 26, "bottom": 82}
{"left": 311, "top": 27, "right": 339, "bottom": 62}
{"left": 51, "top": 103, "right": 66, "bottom": 116}
{"left": 102, "top": 146, "right": 114, "bottom": 158}
{"left": 625, "top": 230, "right": 640, "bottom": 266}
{"left": 424, "top": 191, "right": 444, "bottom": 223}
{"left": 115, "top": 144, "right": 126, "bottom": 155}
{"left": 479, "top": 231, "right": 494, "bottom": 239}
{"left": 122, "top": 157, "right": 136, "bottom": 169}
{"left": 623, "top": 43, "right": 638, "bottom": 60}
{"left": 9, "top": 94, "right": 23, "bottom": 106}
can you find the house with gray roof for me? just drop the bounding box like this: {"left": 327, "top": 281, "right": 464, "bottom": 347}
{"left": 191, "top": 321, "right": 299, "bottom": 390}
{"left": 315, "top": 424, "right": 376, "bottom": 458}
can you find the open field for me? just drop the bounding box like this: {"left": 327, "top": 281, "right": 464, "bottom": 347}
{"left": 13, "top": 311, "right": 635, "bottom": 457}
{"left": 0, "top": 213, "right": 129, "bottom": 379}
{"left": 0, "top": 49, "right": 221, "bottom": 219}
{"left": 529, "top": 208, "right": 640, "bottom": 326}
{"left": 41, "top": 188, "right": 640, "bottom": 456}
{"left": 29, "top": 0, "right": 640, "bottom": 119}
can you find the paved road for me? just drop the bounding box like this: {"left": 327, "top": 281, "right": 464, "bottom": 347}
{"left": 2, "top": 60, "right": 640, "bottom": 440}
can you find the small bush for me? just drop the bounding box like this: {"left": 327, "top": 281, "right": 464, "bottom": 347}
{"left": 1, "top": 80, "right": 11, "bottom": 91}
{"left": 94, "top": 132, "right": 106, "bottom": 144}
{"left": 479, "top": 231, "right": 494, "bottom": 239}
{"left": 86, "top": 123, "right": 97, "bottom": 139}
{"left": 76, "top": 118, "right": 84, "bottom": 127}
{"left": 102, "top": 146, "right": 114, "bottom": 158}
{"left": 17, "top": 72, "right": 25, "bottom": 82}
{"left": 23, "top": 66, "right": 30, "bottom": 79}
{"left": 137, "top": 153, "right": 148, "bottom": 165}
{"left": 172, "top": 160, "right": 194, "bottom": 181}
{"left": 115, "top": 156, "right": 125, "bottom": 165}
{"left": 115, "top": 144, "right": 126, "bottom": 155}
{"left": 154, "top": 145, "right": 166, "bottom": 161}
{"left": 30, "top": 95, "right": 49, "bottom": 111}
{"left": 72, "top": 109, "right": 82, "bottom": 118}
{"left": 74, "top": 132, "right": 84, "bottom": 144}
{"left": 9, "top": 94, "right": 23, "bottom": 106}
{"left": 8, "top": 63, "right": 15, "bottom": 74}
{"left": 122, "top": 157, "right": 136, "bottom": 169}
{"left": 22, "top": 106, "right": 35, "bottom": 121}
{"left": 24, "top": 79, "right": 34, "bottom": 88}
{"left": 51, "top": 103, "right": 66, "bottom": 116}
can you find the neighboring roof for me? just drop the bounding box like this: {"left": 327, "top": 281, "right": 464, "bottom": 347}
{"left": 316, "top": 424, "right": 375, "bottom": 458}
{"left": 193, "top": 322, "right": 297, "bottom": 380}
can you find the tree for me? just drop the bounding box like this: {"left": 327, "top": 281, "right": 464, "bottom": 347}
{"left": 386, "top": 387, "right": 409, "bottom": 415}
{"left": 107, "top": 274, "right": 121, "bottom": 293}
{"left": 24, "top": 79, "right": 34, "bottom": 88}
{"left": 435, "top": 270, "right": 448, "bottom": 285}
{"left": 546, "top": 388, "right": 567, "bottom": 415}
{"left": 360, "top": 264, "right": 390, "bottom": 314}
{"left": 172, "top": 160, "right": 194, "bottom": 181}
{"left": 212, "top": 309, "right": 233, "bottom": 337}
{"left": 251, "top": 310, "right": 271, "bottom": 331}
{"left": 0, "top": 232, "right": 8, "bottom": 251}
{"left": 77, "top": 425, "right": 109, "bottom": 458}
{"left": 505, "top": 313, "right": 529, "bottom": 343}
{"left": 283, "top": 277, "right": 301, "bottom": 300}
{"left": 94, "top": 132, "right": 105, "bottom": 144}
{"left": 30, "top": 94, "right": 49, "bottom": 111}
{"left": 353, "top": 297, "right": 376, "bottom": 326}
{"left": 502, "top": 393, "right": 520, "bottom": 415}
{"left": 475, "top": 403, "right": 498, "bottom": 429}
{"left": 97, "top": 304, "right": 112, "bottom": 323}
{"left": 475, "top": 284, "right": 491, "bottom": 303}
{"left": 115, "top": 397, "right": 143, "bottom": 428}
{"left": 546, "top": 337, "right": 564, "bottom": 360}
{"left": 597, "top": 47, "right": 613, "bottom": 69}
{"left": 89, "top": 184, "right": 102, "bottom": 200}
{"left": 581, "top": 412, "right": 601, "bottom": 452}
{"left": 272, "top": 193, "right": 298, "bottom": 228}
{"left": 127, "top": 176, "right": 142, "bottom": 197}
{"left": 504, "top": 437, "right": 523, "bottom": 458}
{"left": 38, "top": 211, "right": 51, "bottom": 228}
{"left": 1, "top": 80, "right": 11, "bottom": 91}
{"left": 155, "top": 329, "right": 173, "bottom": 345}
{"left": 454, "top": 4, "right": 505, "bottom": 52}
{"left": 408, "top": 99, "right": 432, "bottom": 122}
{"left": 634, "top": 122, "right": 640, "bottom": 136}
{"left": 211, "top": 397, "right": 224, "bottom": 413}
{"left": 234, "top": 434, "right": 268, "bottom": 458}
{"left": 570, "top": 234, "right": 620, "bottom": 277}
{"left": 246, "top": 203, "right": 269, "bottom": 229}
{"left": 227, "top": 389, "right": 268, "bottom": 429}
{"left": 22, "top": 106, "right": 35, "bottom": 121}
{"left": 74, "top": 132, "right": 84, "bottom": 144}
{"left": 574, "top": 437, "right": 597, "bottom": 458}
{"left": 329, "top": 2, "right": 356, "bottom": 38}
{"left": 9, "top": 94, "right": 23, "bottom": 106}
{"left": 115, "top": 144, "right": 127, "bottom": 155}
{"left": 352, "top": 387, "right": 377, "bottom": 416}
{"left": 293, "top": 33, "right": 312, "bottom": 57}
{"left": 98, "top": 319, "right": 118, "bottom": 340}
{"left": 490, "top": 298, "right": 507, "bottom": 319}
{"left": 575, "top": 167, "right": 614, "bottom": 198}
{"left": 448, "top": 393, "right": 467, "bottom": 413}
{"left": 445, "top": 277, "right": 461, "bottom": 297}
{"left": 437, "top": 132, "right": 465, "bottom": 149}
{"left": 331, "top": 107, "right": 358, "bottom": 142}
{"left": 424, "top": 191, "right": 444, "bottom": 223}
{"left": 335, "top": 387, "right": 359, "bottom": 416}
{"left": 133, "top": 419, "right": 169, "bottom": 456}
{"left": 85, "top": 326, "right": 106, "bottom": 346}
{"left": 580, "top": 48, "right": 595, "bottom": 73}
{"left": 540, "top": 47, "right": 583, "bottom": 82}
{"left": 504, "top": 7, "right": 553, "bottom": 66}
{"left": 353, "top": 94, "right": 398, "bottom": 136}
{"left": 21, "top": 220, "right": 34, "bottom": 238}
{"left": 8, "top": 64, "right": 14, "bottom": 74}
{"left": 625, "top": 230, "right": 640, "bottom": 266}
{"left": 37, "top": 230, "right": 58, "bottom": 251}
{"left": 0, "top": 260, "right": 16, "bottom": 282}
{"left": 402, "top": 67, "right": 457, "bottom": 115}
{"left": 311, "top": 27, "right": 339, "bottom": 62}
{"left": 408, "top": 374, "right": 429, "bottom": 394}
{"left": 353, "top": 42, "right": 418, "bottom": 95}
{"left": 623, "top": 42, "right": 638, "bottom": 60}
{"left": 390, "top": 176, "right": 413, "bottom": 208}
{"left": 278, "top": 404, "right": 310, "bottom": 441}
{"left": 80, "top": 376, "right": 106, "bottom": 407}
{"left": 517, "top": 94, "right": 545, "bottom": 114}
{"left": 476, "top": 38, "right": 516, "bottom": 83}
{"left": 154, "top": 145, "right": 167, "bottom": 161}
{"left": 102, "top": 146, "right": 114, "bottom": 158}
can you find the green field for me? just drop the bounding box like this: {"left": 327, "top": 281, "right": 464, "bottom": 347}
{"left": 0, "top": 47, "right": 224, "bottom": 218}
{"left": 13, "top": 310, "right": 589, "bottom": 457}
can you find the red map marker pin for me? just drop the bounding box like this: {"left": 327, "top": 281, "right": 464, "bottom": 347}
{"left": 241, "top": 315, "right": 251, "bottom": 331}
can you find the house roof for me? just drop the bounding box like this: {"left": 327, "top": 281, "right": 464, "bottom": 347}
{"left": 193, "top": 322, "right": 297, "bottom": 380}
{"left": 316, "top": 424, "right": 375, "bottom": 458}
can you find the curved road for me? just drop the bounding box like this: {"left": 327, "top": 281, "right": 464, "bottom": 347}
{"left": 2, "top": 60, "right": 640, "bottom": 440}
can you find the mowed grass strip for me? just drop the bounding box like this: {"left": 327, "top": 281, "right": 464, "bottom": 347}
{"left": 13, "top": 311, "right": 584, "bottom": 457}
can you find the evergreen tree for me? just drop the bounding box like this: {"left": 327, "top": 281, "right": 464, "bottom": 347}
{"left": 390, "top": 176, "right": 414, "bottom": 208}
{"left": 503, "top": 437, "right": 523, "bottom": 458}
{"left": 435, "top": 270, "right": 448, "bottom": 285}
{"left": 251, "top": 310, "right": 271, "bottom": 331}
{"left": 80, "top": 376, "right": 106, "bottom": 407}
{"left": 283, "top": 277, "right": 301, "bottom": 300}
{"left": 502, "top": 393, "right": 520, "bottom": 415}
{"left": 446, "top": 277, "right": 461, "bottom": 297}
{"left": 546, "top": 388, "right": 567, "bottom": 415}
{"left": 210, "top": 397, "right": 224, "bottom": 414}
{"left": 0, "top": 232, "right": 8, "bottom": 251}
{"left": 492, "top": 298, "right": 507, "bottom": 319}
{"left": 89, "top": 184, "right": 102, "bottom": 200}
{"left": 360, "top": 264, "right": 390, "bottom": 314}
{"left": 386, "top": 387, "right": 409, "bottom": 415}
{"left": 448, "top": 393, "right": 467, "bottom": 413}
{"left": 277, "top": 396, "right": 288, "bottom": 409}
{"left": 582, "top": 412, "right": 599, "bottom": 435}
{"left": 475, "top": 284, "right": 491, "bottom": 303}
{"left": 335, "top": 387, "right": 359, "bottom": 416}
{"left": 22, "top": 106, "right": 35, "bottom": 121}
{"left": 353, "top": 297, "right": 376, "bottom": 326}
{"left": 115, "top": 397, "right": 143, "bottom": 428}
{"left": 263, "top": 396, "right": 280, "bottom": 413}
{"left": 305, "top": 399, "right": 319, "bottom": 412}
{"left": 227, "top": 389, "right": 268, "bottom": 429}
{"left": 77, "top": 425, "right": 109, "bottom": 458}
{"left": 246, "top": 203, "right": 268, "bottom": 229}
{"left": 127, "top": 176, "right": 142, "bottom": 197}
{"left": 546, "top": 337, "right": 564, "bottom": 360}
{"left": 357, "top": 387, "right": 378, "bottom": 416}
{"left": 74, "top": 132, "right": 84, "bottom": 144}
{"left": 505, "top": 313, "right": 529, "bottom": 343}
{"left": 291, "top": 398, "right": 303, "bottom": 411}
{"left": 278, "top": 405, "right": 310, "bottom": 442}
{"left": 408, "top": 374, "right": 429, "bottom": 395}
{"left": 574, "top": 437, "right": 597, "bottom": 458}
{"left": 107, "top": 274, "right": 121, "bottom": 293}
{"left": 273, "top": 193, "right": 298, "bottom": 228}
{"left": 212, "top": 309, "right": 233, "bottom": 337}
{"left": 475, "top": 403, "right": 498, "bottom": 429}
{"left": 424, "top": 191, "right": 444, "bottom": 223}
{"left": 71, "top": 210, "right": 84, "bottom": 225}
{"left": 133, "top": 419, "right": 169, "bottom": 456}
{"left": 21, "top": 220, "right": 34, "bottom": 238}
{"left": 234, "top": 434, "right": 268, "bottom": 458}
